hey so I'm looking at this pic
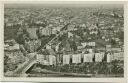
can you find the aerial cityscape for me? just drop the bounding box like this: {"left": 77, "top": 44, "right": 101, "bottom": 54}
{"left": 4, "top": 4, "right": 124, "bottom": 77}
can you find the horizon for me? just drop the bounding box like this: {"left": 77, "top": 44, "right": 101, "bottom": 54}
{"left": 4, "top": 3, "right": 123, "bottom": 9}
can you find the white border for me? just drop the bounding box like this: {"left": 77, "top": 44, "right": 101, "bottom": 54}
{"left": 0, "top": 0, "right": 127, "bottom": 83}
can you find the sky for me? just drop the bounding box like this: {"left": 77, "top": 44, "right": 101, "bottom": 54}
{"left": 4, "top": 1, "right": 123, "bottom": 9}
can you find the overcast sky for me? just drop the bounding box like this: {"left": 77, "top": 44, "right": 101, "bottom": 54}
{"left": 4, "top": 1, "right": 123, "bottom": 9}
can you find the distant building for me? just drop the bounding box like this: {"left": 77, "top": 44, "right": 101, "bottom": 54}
{"left": 68, "top": 32, "right": 73, "bottom": 38}
{"left": 89, "top": 24, "right": 98, "bottom": 30}
{"left": 6, "top": 23, "right": 13, "bottom": 27}
{"left": 81, "top": 42, "right": 96, "bottom": 47}
{"left": 67, "top": 24, "right": 76, "bottom": 31}
{"left": 5, "top": 47, "right": 24, "bottom": 61}
{"left": 80, "top": 23, "right": 86, "bottom": 28}
{"left": 39, "top": 26, "right": 52, "bottom": 36}
{"left": 24, "top": 39, "right": 41, "bottom": 53}
{"left": 52, "top": 28, "right": 58, "bottom": 34}
{"left": 4, "top": 41, "right": 20, "bottom": 51}
{"left": 26, "top": 28, "right": 38, "bottom": 39}
{"left": 46, "top": 44, "right": 52, "bottom": 49}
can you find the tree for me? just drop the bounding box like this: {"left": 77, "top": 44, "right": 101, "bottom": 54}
{"left": 16, "top": 34, "right": 24, "bottom": 44}
{"left": 70, "top": 41, "right": 77, "bottom": 51}
{"left": 111, "top": 39, "right": 117, "bottom": 46}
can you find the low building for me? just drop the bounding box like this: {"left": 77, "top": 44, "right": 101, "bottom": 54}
{"left": 39, "top": 26, "right": 52, "bottom": 36}
{"left": 68, "top": 32, "right": 73, "bottom": 38}
{"left": 81, "top": 42, "right": 96, "bottom": 47}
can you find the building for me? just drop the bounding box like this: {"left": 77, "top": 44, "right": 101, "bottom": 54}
{"left": 81, "top": 42, "right": 96, "bottom": 47}
{"left": 24, "top": 39, "right": 41, "bottom": 53}
{"left": 39, "top": 26, "right": 52, "bottom": 36}
{"left": 26, "top": 28, "right": 38, "bottom": 39}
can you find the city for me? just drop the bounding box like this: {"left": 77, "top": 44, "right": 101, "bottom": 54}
{"left": 4, "top": 4, "right": 124, "bottom": 77}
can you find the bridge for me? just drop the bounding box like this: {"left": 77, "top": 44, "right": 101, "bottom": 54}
{"left": 13, "top": 54, "right": 37, "bottom": 76}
